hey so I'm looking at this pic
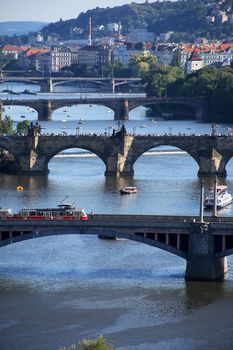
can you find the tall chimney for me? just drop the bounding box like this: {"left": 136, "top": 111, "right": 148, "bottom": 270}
{"left": 118, "top": 21, "right": 121, "bottom": 41}
{"left": 88, "top": 17, "right": 92, "bottom": 46}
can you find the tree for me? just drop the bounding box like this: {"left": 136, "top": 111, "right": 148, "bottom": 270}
{"left": 60, "top": 335, "right": 115, "bottom": 350}
{"left": 16, "top": 120, "right": 30, "bottom": 135}
{"left": 211, "top": 72, "right": 233, "bottom": 122}
{"left": 144, "top": 64, "right": 183, "bottom": 97}
{"left": 129, "top": 53, "right": 157, "bottom": 78}
{"left": 0, "top": 116, "right": 14, "bottom": 135}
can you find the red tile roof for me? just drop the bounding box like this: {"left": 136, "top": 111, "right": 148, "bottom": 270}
{"left": 1, "top": 45, "right": 29, "bottom": 52}
{"left": 188, "top": 47, "right": 202, "bottom": 61}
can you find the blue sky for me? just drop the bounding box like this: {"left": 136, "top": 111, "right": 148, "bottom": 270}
{"left": 0, "top": 0, "right": 159, "bottom": 22}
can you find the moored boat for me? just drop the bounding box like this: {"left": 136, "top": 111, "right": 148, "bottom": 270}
{"left": 204, "top": 185, "right": 232, "bottom": 209}
{"left": 119, "top": 186, "right": 138, "bottom": 195}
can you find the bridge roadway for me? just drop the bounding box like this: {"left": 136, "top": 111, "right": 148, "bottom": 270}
{"left": 0, "top": 96, "right": 208, "bottom": 121}
{"left": 1, "top": 133, "right": 233, "bottom": 178}
{"left": 0, "top": 214, "right": 233, "bottom": 281}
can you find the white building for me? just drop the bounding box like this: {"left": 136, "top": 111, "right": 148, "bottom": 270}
{"left": 50, "top": 47, "right": 71, "bottom": 72}
{"left": 158, "top": 31, "right": 174, "bottom": 43}
{"left": 186, "top": 48, "right": 204, "bottom": 74}
{"left": 126, "top": 29, "right": 154, "bottom": 43}
{"left": 154, "top": 44, "right": 177, "bottom": 65}
{"left": 180, "top": 43, "right": 233, "bottom": 70}
{"left": 113, "top": 44, "right": 152, "bottom": 66}
{"left": 106, "top": 23, "right": 121, "bottom": 32}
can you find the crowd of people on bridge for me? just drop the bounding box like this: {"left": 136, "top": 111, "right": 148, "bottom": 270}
{"left": 27, "top": 122, "right": 42, "bottom": 136}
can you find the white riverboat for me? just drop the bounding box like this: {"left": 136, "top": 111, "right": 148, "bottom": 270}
{"left": 119, "top": 186, "right": 138, "bottom": 195}
{"left": 204, "top": 185, "right": 232, "bottom": 209}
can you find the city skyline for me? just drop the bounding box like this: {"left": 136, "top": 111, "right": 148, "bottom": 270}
{"left": 0, "top": 0, "right": 175, "bottom": 22}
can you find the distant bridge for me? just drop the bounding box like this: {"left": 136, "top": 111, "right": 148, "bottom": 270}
{"left": 0, "top": 214, "right": 232, "bottom": 281}
{"left": 0, "top": 96, "right": 209, "bottom": 121}
{"left": 0, "top": 76, "right": 142, "bottom": 93}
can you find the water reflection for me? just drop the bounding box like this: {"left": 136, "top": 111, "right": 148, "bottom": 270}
{"left": 185, "top": 281, "right": 226, "bottom": 311}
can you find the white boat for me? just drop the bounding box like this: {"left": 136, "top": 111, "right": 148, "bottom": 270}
{"left": 119, "top": 186, "right": 138, "bottom": 195}
{"left": 204, "top": 185, "right": 232, "bottom": 209}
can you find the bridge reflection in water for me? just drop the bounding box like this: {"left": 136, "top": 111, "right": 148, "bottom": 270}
{"left": 0, "top": 214, "right": 233, "bottom": 281}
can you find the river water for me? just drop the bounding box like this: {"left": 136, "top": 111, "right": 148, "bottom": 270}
{"left": 1, "top": 83, "right": 233, "bottom": 350}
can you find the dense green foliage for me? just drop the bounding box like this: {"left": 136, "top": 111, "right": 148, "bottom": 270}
{"left": 59, "top": 335, "right": 115, "bottom": 350}
{"left": 16, "top": 120, "right": 31, "bottom": 135}
{"left": 144, "top": 65, "right": 233, "bottom": 122}
{"left": 0, "top": 117, "right": 31, "bottom": 135}
{"left": 144, "top": 64, "right": 184, "bottom": 97}
{"left": 41, "top": 0, "right": 233, "bottom": 41}
{"left": 179, "top": 67, "right": 233, "bottom": 121}
{"left": 0, "top": 116, "right": 14, "bottom": 135}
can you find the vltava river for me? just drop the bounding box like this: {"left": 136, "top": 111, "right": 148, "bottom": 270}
{"left": 1, "top": 83, "right": 233, "bottom": 350}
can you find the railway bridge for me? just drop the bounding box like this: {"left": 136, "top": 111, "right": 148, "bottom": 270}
{"left": 0, "top": 214, "right": 232, "bottom": 281}
{"left": 0, "top": 133, "right": 233, "bottom": 178}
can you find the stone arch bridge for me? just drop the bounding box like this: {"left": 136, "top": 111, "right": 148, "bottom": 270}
{"left": 1, "top": 133, "right": 233, "bottom": 178}
{"left": 0, "top": 214, "right": 233, "bottom": 281}
{"left": 0, "top": 96, "right": 209, "bottom": 121}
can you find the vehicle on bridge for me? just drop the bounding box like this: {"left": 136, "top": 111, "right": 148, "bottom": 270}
{"left": 0, "top": 204, "right": 88, "bottom": 220}
{"left": 0, "top": 208, "right": 13, "bottom": 219}
{"left": 204, "top": 185, "right": 232, "bottom": 209}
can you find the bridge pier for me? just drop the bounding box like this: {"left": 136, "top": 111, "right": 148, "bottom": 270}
{"left": 185, "top": 223, "right": 228, "bottom": 281}
{"left": 111, "top": 79, "right": 115, "bottom": 93}
{"left": 37, "top": 100, "right": 52, "bottom": 121}
{"left": 197, "top": 149, "right": 227, "bottom": 178}
{"left": 17, "top": 152, "right": 49, "bottom": 175}
{"left": 40, "top": 78, "right": 53, "bottom": 93}
{"left": 114, "top": 100, "right": 129, "bottom": 121}
{"left": 104, "top": 135, "right": 134, "bottom": 176}
{"left": 16, "top": 135, "right": 49, "bottom": 175}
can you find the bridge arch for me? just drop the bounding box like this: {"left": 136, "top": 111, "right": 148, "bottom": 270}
{"left": 0, "top": 227, "right": 187, "bottom": 260}
{"left": 130, "top": 139, "right": 200, "bottom": 176}
{"left": 52, "top": 79, "right": 106, "bottom": 88}
{"left": 44, "top": 144, "right": 107, "bottom": 173}
{"left": 217, "top": 248, "right": 233, "bottom": 258}
{"left": 222, "top": 155, "right": 233, "bottom": 179}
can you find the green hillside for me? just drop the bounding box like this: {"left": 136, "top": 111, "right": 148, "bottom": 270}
{"left": 41, "top": 0, "right": 233, "bottom": 41}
